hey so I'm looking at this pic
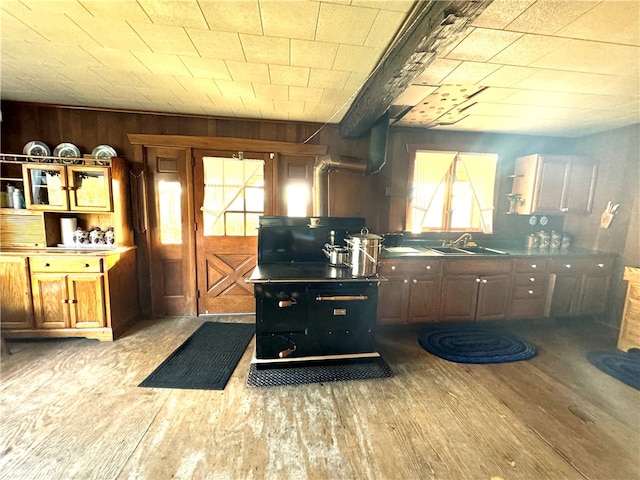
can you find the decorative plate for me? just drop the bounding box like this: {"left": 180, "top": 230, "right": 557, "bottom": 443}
{"left": 23, "top": 141, "right": 51, "bottom": 162}
{"left": 91, "top": 145, "right": 117, "bottom": 165}
{"left": 539, "top": 216, "right": 549, "bottom": 226}
{"left": 529, "top": 215, "right": 538, "bottom": 226}
{"left": 53, "top": 143, "right": 82, "bottom": 164}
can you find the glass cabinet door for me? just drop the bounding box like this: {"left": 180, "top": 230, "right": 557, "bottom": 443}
{"left": 22, "top": 164, "right": 68, "bottom": 210}
{"left": 67, "top": 166, "right": 113, "bottom": 211}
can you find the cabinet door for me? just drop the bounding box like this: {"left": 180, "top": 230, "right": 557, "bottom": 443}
{"left": 31, "top": 273, "right": 70, "bottom": 328}
{"left": 440, "top": 274, "right": 479, "bottom": 321}
{"left": 22, "top": 164, "right": 69, "bottom": 210}
{"left": 0, "top": 256, "right": 34, "bottom": 328}
{"left": 377, "top": 275, "right": 409, "bottom": 324}
{"left": 476, "top": 274, "right": 512, "bottom": 321}
{"left": 67, "top": 166, "right": 113, "bottom": 211}
{"left": 408, "top": 277, "right": 441, "bottom": 322}
{"left": 563, "top": 160, "right": 597, "bottom": 214}
{"left": 535, "top": 156, "right": 567, "bottom": 213}
{"left": 578, "top": 260, "right": 612, "bottom": 315}
{"left": 547, "top": 271, "right": 582, "bottom": 317}
{"left": 68, "top": 274, "right": 106, "bottom": 328}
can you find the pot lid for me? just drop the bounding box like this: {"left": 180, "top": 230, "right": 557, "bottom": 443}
{"left": 349, "top": 228, "right": 382, "bottom": 240}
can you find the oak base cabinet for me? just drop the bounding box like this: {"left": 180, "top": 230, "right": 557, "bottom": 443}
{"left": 509, "top": 258, "right": 549, "bottom": 319}
{"left": 617, "top": 267, "right": 640, "bottom": 352}
{"left": 0, "top": 255, "right": 34, "bottom": 329}
{"left": 1, "top": 248, "right": 137, "bottom": 341}
{"left": 378, "top": 259, "right": 442, "bottom": 324}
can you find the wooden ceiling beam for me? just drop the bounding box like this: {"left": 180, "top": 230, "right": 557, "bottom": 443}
{"left": 338, "top": 0, "right": 493, "bottom": 139}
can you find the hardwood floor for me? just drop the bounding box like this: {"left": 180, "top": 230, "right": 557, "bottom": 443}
{"left": 1, "top": 316, "right": 638, "bottom": 480}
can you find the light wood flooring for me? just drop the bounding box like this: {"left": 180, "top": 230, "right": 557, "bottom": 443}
{"left": 1, "top": 316, "right": 638, "bottom": 480}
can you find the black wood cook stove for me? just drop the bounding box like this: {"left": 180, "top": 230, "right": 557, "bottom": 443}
{"left": 248, "top": 216, "right": 381, "bottom": 368}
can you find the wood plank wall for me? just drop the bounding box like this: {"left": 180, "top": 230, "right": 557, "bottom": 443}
{"left": 2, "top": 101, "right": 637, "bottom": 327}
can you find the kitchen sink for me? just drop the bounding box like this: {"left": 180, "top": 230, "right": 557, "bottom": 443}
{"left": 427, "top": 246, "right": 509, "bottom": 255}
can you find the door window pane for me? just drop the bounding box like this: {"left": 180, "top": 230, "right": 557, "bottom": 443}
{"left": 202, "top": 157, "right": 264, "bottom": 236}
{"left": 159, "top": 180, "right": 182, "bottom": 244}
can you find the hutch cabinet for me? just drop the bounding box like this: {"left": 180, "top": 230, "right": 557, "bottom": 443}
{"left": 511, "top": 154, "right": 597, "bottom": 215}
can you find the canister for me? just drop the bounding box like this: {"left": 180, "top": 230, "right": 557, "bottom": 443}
{"left": 561, "top": 233, "right": 571, "bottom": 251}
{"left": 525, "top": 233, "right": 539, "bottom": 250}
{"left": 538, "top": 230, "right": 550, "bottom": 252}
{"left": 550, "top": 230, "right": 562, "bottom": 251}
{"left": 346, "top": 228, "right": 381, "bottom": 277}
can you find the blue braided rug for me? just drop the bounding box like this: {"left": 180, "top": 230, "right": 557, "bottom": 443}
{"left": 419, "top": 326, "right": 537, "bottom": 364}
{"left": 587, "top": 348, "right": 640, "bottom": 390}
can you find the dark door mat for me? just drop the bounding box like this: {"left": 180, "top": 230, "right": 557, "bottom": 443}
{"left": 587, "top": 348, "right": 640, "bottom": 390}
{"left": 247, "top": 357, "right": 394, "bottom": 387}
{"left": 419, "top": 325, "right": 537, "bottom": 364}
{"left": 139, "top": 322, "right": 255, "bottom": 390}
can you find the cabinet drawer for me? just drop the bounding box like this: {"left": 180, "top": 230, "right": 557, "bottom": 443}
{"left": 29, "top": 256, "right": 103, "bottom": 273}
{"left": 514, "top": 258, "right": 548, "bottom": 273}
{"left": 379, "top": 259, "right": 442, "bottom": 276}
{"left": 444, "top": 258, "right": 512, "bottom": 275}
{"left": 514, "top": 273, "right": 547, "bottom": 286}
{"left": 512, "top": 285, "right": 546, "bottom": 299}
{"left": 581, "top": 257, "right": 614, "bottom": 274}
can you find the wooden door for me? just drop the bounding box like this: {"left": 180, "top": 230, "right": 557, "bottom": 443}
{"left": 0, "top": 255, "right": 34, "bottom": 328}
{"left": 440, "top": 274, "right": 479, "bottom": 321}
{"left": 146, "top": 146, "right": 196, "bottom": 316}
{"left": 476, "top": 274, "right": 512, "bottom": 321}
{"left": 31, "top": 273, "right": 69, "bottom": 328}
{"left": 192, "top": 150, "right": 274, "bottom": 314}
{"left": 535, "top": 156, "right": 568, "bottom": 213}
{"left": 68, "top": 274, "right": 106, "bottom": 328}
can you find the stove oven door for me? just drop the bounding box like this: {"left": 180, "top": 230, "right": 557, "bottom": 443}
{"left": 308, "top": 282, "right": 377, "bottom": 356}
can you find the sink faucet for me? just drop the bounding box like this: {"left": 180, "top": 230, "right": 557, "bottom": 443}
{"left": 443, "top": 233, "right": 473, "bottom": 247}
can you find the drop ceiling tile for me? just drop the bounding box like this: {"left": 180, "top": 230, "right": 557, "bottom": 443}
{"left": 186, "top": 29, "right": 245, "bottom": 61}
{"left": 441, "top": 61, "right": 501, "bottom": 84}
{"left": 269, "top": 65, "right": 310, "bottom": 87}
{"left": 252, "top": 83, "right": 289, "bottom": 101}
{"left": 413, "top": 58, "right": 462, "bottom": 85}
{"left": 180, "top": 56, "right": 230, "bottom": 80}
{"left": 463, "top": 101, "right": 582, "bottom": 120}
{"left": 207, "top": 94, "right": 245, "bottom": 108}
{"left": 137, "top": 0, "right": 208, "bottom": 28}
{"left": 19, "top": 0, "right": 91, "bottom": 18}
{"left": 214, "top": 79, "right": 255, "bottom": 98}
{"left": 291, "top": 40, "right": 338, "bottom": 70}
{"left": 308, "top": 69, "right": 350, "bottom": 89}
{"left": 531, "top": 40, "right": 639, "bottom": 77}
{"left": 241, "top": 97, "right": 274, "bottom": 110}
{"left": 505, "top": 1, "right": 598, "bottom": 35}
{"left": 273, "top": 99, "right": 305, "bottom": 115}
{"left": 446, "top": 28, "right": 523, "bottom": 62}
{"left": 321, "top": 88, "right": 354, "bottom": 105}
{"left": 260, "top": 1, "right": 319, "bottom": 40}
{"left": 79, "top": 19, "right": 152, "bottom": 51}
{"left": 316, "top": 3, "right": 378, "bottom": 45}
{"left": 199, "top": 1, "right": 262, "bottom": 34}
{"left": 344, "top": 71, "right": 369, "bottom": 91}
{"left": 224, "top": 61, "right": 270, "bottom": 83}
{"left": 240, "top": 34, "right": 290, "bottom": 65}
{"left": 350, "top": 1, "right": 415, "bottom": 13}
{"left": 131, "top": 51, "right": 192, "bottom": 76}
{"left": 471, "top": 0, "right": 534, "bottom": 29}
{"left": 557, "top": 1, "right": 639, "bottom": 45}
{"left": 515, "top": 69, "right": 634, "bottom": 96}
{"left": 130, "top": 23, "right": 198, "bottom": 56}
{"left": 5, "top": 10, "right": 101, "bottom": 47}
{"left": 480, "top": 65, "right": 537, "bottom": 87}
{"left": 289, "top": 86, "right": 324, "bottom": 103}
{"left": 490, "top": 33, "right": 570, "bottom": 66}
{"left": 173, "top": 77, "right": 221, "bottom": 98}
{"left": 80, "top": 0, "right": 151, "bottom": 23}
{"left": 333, "top": 44, "right": 379, "bottom": 72}
{"left": 0, "top": 9, "right": 42, "bottom": 40}
{"left": 393, "top": 85, "right": 438, "bottom": 106}
{"left": 365, "top": 9, "right": 408, "bottom": 48}
{"left": 83, "top": 47, "right": 150, "bottom": 73}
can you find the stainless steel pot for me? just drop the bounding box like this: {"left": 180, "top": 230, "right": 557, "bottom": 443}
{"left": 346, "top": 228, "right": 382, "bottom": 277}
{"left": 323, "top": 244, "right": 350, "bottom": 267}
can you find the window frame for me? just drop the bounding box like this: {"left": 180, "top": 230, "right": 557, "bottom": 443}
{"left": 406, "top": 146, "right": 499, "bottom": 234}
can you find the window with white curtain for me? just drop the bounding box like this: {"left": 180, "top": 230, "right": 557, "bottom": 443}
{"left": 408, "top": 149, "right": 498, "bottom": 234}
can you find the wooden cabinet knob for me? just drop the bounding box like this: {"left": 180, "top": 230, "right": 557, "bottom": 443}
{"left": 565, "top": 264, "right": 572, "bottom": 269}
{"left": 531, "top": 264, "right": 537, "bottom": 269}
{"left": 528, "top": 290, "right": 534, "bottom": 295}
{"left": 597, "top": 263, "right": 604, "bottom": 268}
{"left": 481, "top": 279, "right": 488, "bottom": 284}
{"left": 391, "top": 265, "right": 396, "bottom": 270}
{"left": 529, "top": 277, "right": 535, "bottom": 282}
{"left": 425, "top": 265, "right": 431, "bottom": 270}
{"left": 412, "top": 279, "right": 417, "bottom": 284}
{"left": 403, "top": 279, "right": 408, "bottom": 284}
{"left": 475, "top": 278, "right": 481, "bottom": 283}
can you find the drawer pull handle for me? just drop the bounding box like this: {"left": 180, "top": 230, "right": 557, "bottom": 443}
{"left": 565, "top": 264, "right": 572, "bottom": 269}
{"left": 481, "top": 279, "right": 488, "bottom": 284}
{"left": 315, "top": 295, "right": 368, "bottom": 301}
{"left": 528, "top": 290, "right": 534, "bottom": 295}
{"left": 61, "top": 299, "right": 67, "bottom": 304}
{"left": 598, "top": 263, "right": 604, "bottom": 268}
{"left": 425, "top": 265, "right": 431, "bottom": 270}
{"left": 529, "top": 277, "right": 535, "bottom": 282}
{"left": 68, "top": 299, "right": 77, "bottom": 304}
{"left": 531, "top": 264, "right": 537, "bottom": 269}
{"left": 44, "top": 263, "right": 50, "bottom": 267}
{"left": 84, "top": 263, "right": 90, "bottom": 268}
{"left": 278, "top": 299, "right": 297, "bottom": 308}
{"left": 475, "top": 278, "right": 481, "bottom": 283}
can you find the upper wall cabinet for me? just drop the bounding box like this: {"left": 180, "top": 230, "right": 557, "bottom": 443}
{"left": 22, "top": 163, "right": 113, "bottom": 212}
{"left": 510, "top": 154, "right": 597, "bottom": 215}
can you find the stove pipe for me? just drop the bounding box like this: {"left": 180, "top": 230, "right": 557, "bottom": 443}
{"left": 312, "top": 113, "right": 389, "bottom": 216}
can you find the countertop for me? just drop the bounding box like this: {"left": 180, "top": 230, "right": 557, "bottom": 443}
{"left": 380, "top": 244, "right": 617, "bottom": 259}
{"left": 0, "top": 246, "right": 136, "bottom": 256}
